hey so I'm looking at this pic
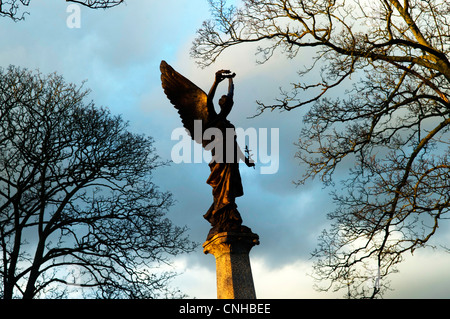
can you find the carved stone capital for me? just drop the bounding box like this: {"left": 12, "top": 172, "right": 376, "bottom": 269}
{"left": 203, "top": 231, "right": 259, "bottom": 257}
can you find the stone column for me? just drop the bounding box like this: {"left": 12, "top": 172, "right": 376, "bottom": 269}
{"left": 203, "top": 231, "right": 259, "bottom": 299}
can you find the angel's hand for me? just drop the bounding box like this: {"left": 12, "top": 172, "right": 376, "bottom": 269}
{"left": 216, "top": 69, "right": 233, "bottom": 82}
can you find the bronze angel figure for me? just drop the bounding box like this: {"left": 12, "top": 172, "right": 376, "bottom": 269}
{"left": 160, "top": 61, "right": 255, "bottom": 240}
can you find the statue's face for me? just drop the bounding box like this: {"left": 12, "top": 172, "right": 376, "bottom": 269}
{"left": 219, "top": 95, "right": 228, "bottom": 107}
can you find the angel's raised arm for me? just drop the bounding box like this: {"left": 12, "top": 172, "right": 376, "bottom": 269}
{"left": 227, "top": 77, "right": 234, "bottom": 100}
{"left": 208, "top": 70, "right": 226, "bottom": 105}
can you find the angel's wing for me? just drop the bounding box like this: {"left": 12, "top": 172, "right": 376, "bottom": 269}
{"left": 160, "top": 61, "right": 216, "bottom": 146}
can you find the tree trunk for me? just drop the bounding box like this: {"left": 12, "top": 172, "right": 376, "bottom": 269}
{"left": 22, "top": 238, "right": 46, "bottom": 299}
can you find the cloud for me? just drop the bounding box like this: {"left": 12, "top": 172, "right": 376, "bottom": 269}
{"left": 384, "top": 249, "right": 450, "bottom": 298}
{"left": 165, "top": 257, "right": 217, "bottom": 299}
{"left": 252, "top": 258, "right": 342, "bottom": 299}
{"left": 169, "top": 256, "right": 344, "bottom": 299}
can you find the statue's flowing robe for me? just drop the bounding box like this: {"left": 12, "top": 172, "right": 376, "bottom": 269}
{"left": 203, "top": 117, "right": 244, "bottom": 229}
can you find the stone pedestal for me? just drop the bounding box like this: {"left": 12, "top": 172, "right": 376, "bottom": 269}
{"left": 203, "top": 231, "right": 259, "bottom": 299}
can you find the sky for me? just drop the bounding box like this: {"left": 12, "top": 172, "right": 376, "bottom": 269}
{"left": 2, "top": 0, "right": 450, "bottom": 299}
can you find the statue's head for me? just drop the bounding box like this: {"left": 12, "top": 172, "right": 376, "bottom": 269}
{"left": 218, "top": 95, "right": 233, "bottom": 117}
{"left": 218, "top": 95, "right": 227, "bottom": 106}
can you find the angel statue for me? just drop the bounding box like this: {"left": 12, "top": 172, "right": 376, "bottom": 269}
{"left": 160, "top": 60, "right": 255, "bottom": 240}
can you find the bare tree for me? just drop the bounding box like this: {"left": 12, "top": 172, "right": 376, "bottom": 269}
{"left": 0, "top": 66, "right": 195, "bottom": 299}
{"left": 192, "top": 0, "right": 450, "bottom": 298}
{"left": 0, "top": 0, "right": 124, "bottom": 21}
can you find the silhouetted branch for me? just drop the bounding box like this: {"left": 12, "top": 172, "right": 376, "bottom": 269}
{"left": 0, "top": 0, "right": 124, "bottom": 21}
